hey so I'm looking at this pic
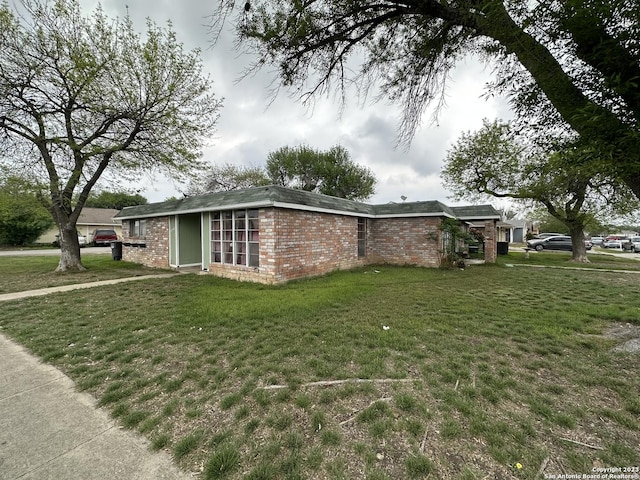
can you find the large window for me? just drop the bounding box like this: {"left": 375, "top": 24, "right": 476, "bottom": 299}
{"left": 357, "top": 218, "right": 367, "bottom": 257}
{"left": 211, "top": 209, "right": 259, "bottom": 267}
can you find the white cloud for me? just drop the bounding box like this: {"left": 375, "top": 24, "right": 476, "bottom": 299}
{"left": 81, "top": 0, "right": 512, "bottom": 206}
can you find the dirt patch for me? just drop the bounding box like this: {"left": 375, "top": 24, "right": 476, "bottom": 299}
{"left": 604, "top": 323, "right": 640, "bottom": 353}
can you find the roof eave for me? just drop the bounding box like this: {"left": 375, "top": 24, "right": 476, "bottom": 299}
{"left": 116, "top": 201, "right": 274, "bottom": 220}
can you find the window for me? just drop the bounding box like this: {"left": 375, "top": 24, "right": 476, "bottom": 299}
{"left": 357, "top": 218, "right": 367, "bottom": 257}
{"left": 211, "top": 209, "right": 259, "bottom": 267}
{"left": 130, "top": 219, "right": 146, "bottom": 237}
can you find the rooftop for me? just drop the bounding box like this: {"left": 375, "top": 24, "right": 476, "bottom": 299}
{"left": 115, "top": 185, "right": 500, "bottom": 221}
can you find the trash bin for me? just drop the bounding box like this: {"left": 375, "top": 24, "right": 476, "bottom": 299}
{"left": 497, "top": 241, "right": 509, "bottom": 255}
{"left": 110, "top": 240, "right": 122, "bottom": 261}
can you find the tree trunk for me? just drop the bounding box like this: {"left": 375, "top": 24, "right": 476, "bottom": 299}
{"left": 568, "top": 226, "right": 589, "bottom": 263}
{"left": 56, "top": 221, "right": 85, "bottom": 272}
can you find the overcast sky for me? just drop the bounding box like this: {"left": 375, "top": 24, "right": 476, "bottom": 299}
{"left": 81, "top": 0, "right": 513, "bottom": 206}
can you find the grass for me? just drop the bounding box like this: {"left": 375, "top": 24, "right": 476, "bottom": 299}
{"left": 498, "top": 248, "right": 640, "bottom": 271}
{"left": 1, "top": 255, "right": 639, "bottom": 478}
{"left": 0, "top": 254, "right": 168, "bottom": 293}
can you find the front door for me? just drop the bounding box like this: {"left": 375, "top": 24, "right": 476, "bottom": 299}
{"left": 176, "top": 213, "right": 202, "bottom": 267}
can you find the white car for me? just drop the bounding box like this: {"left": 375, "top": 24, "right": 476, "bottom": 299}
{"left": 630, "top": 236, "right": 640, "bottom": 252}
{"left": 604, "top": 239, "right": 624, "bottom": 249}
{"left": 590, "top": 236, "right": 604, "bottom": 246}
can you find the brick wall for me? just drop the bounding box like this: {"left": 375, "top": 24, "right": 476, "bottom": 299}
{"left": 122, "top": 209, "right": 452, "bottom": 282}
{"left": 484, "top": 220, "right": 497, "bottom": 263}
{"left": 271, "top": 208, "right": 365, "bottom": 282}
{"left": 368, "top": 217, "right": 442, "bottom": 267}
{"left": 121, "top": 217, "right": 170, "bottom": 269}
{"left": 204, "top": 208, "right": 365, "bottom": 284}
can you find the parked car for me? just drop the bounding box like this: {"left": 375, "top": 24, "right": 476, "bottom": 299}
{"left": 89, "top": 229, "right": 118, "bottom": 246}
{"left": 534, "top": 232, "right": 564, "bottom": 239}
{"left": 602, "top": 235, "right": 631, "bottom": 250}
{"left": 527, "top": 235, "right": 591, "bottom": 252}
{"left": 53, "top": 231, "right": 86, "bottom": 247}
{"left": 590, "top": 236, "right": 605, "bottom": 246}
{"left": 630, "top": 236, "right": 640, "bottom": 252}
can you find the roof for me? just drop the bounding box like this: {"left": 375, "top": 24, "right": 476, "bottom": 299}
{"left": 373, "top": 200, "right": 456, "bottom": 217}
{"left": 450, "top": 205, "right": 501, "bottom": 220}
{"left": 77, "top": 208, "right": 121, "bottom": 225}
{"left": 115, "top": 185, "right": 499, "bottom": 221}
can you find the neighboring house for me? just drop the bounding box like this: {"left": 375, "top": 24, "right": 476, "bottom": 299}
{"left": 115, "top": 185, "right": 501, "bottom": 284}
{"left": 37, "top": 208, "right": 122, "bottom": 244}
{"left": 505, "top": 219, "right": 536, "bottom": 243}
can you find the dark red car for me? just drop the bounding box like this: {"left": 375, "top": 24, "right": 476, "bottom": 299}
{"left": 90, "top": 229, "right": 118, "bottom": 246}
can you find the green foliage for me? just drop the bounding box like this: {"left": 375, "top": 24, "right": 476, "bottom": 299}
{"left": 266, "top": 144, "right": 376, "bottom": 200}
{"left": 442, "top": 119, "right": 636, "bottom": 261}
{"left": 0, "top": 177, "right": 54, "bottom": 245}
{"left": 224, "top": 0, "right": 640, "bottom": 199}
{"left": 85, "top": 191, "right": 148, "bottom": 210}
{"left": 188, "top": 163, "right": 270, "bottom": 194}
{"left": 438, "top": 218, "right": 474, "bottom": 268}
{"left": 0, "top": 0, "right": 220, "bottom": 269}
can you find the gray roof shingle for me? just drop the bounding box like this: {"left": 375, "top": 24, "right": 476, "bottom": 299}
{"left": 115, "top": 185, "right": 500, "bottom": 221}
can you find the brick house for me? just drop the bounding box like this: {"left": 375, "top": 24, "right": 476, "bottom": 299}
{"left": 114, "top": 185, "right": 500, "bottom": 284}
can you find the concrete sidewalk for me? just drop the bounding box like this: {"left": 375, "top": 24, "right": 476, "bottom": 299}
{"left": 0, "top": 274, "right": 177, "bottom": 303}
{"left": 0, "top": 333, "right": 193, "bottom": 480}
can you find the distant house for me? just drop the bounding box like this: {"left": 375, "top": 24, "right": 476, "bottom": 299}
{"left": 504, "top": 219, "right": 536, "bottom": 243}
{"left": 115, "top": 185, "right": 501, "bottom": 284}
{"left": 37, "top": 208, "right": 122, "bottom": 244}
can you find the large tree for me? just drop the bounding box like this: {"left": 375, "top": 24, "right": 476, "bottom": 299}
{"left": 441, "top": 120, "right": 636, "bottom": 262}
{"left": 217, "top": 0, "right": 640, "bottom": 200}
{"left": 0, "top": 0, "right": 221, "bottom": 271}
{"left": 266, "top": 144, "right": 376, "bottom": 201}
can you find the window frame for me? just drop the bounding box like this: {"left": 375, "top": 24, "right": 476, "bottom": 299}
{"left": 357, "top": 218, "right": 367, "bottom": 257}
{"left": 130, "top": 219, "right": 146, "bottom": 238}
{"left": 211, "top": 209, "right": 259, "bottom": 267}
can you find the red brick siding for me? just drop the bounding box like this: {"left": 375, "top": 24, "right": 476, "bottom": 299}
{"left": 204, "top": 208, "right": 364, "bottom": 284}
{"left": 271, "top": 208, "right": 366, "bottom": 282}
{"left": 121, "top": 217, "right": 170, "bottom": 269}
{"left": 484, "top": 220, "right": 497, "bottom": 263}
{"left": 368, "top": 217, "right": 442, "bottom": 267}
{"left": 123, "top": 209, "right": 449, "bottom": 283}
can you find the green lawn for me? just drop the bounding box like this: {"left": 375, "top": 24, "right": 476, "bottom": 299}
{"left": 0, "top": 254, "right": 168, "bottom": 294}
{"left": 0, "top": 258, "right": 639, "bottom": 479}
{"left": 498, "top": 249, "right": 640, "bottom": 271}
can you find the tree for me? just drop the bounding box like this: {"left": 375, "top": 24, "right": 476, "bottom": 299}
{"left": 441, "top": 120, "right": 637, "bottom": 262}
{"left": 532, "top": 210, "right": 605, "bottom": 237}
{"left": 438, "top": 217, "right": 474, "bottom": 269}
{"left": 188, "top": 163, "right": 270, "bottom": 194}
{"left": 0, "top": 0, "right": 221, "bottom": 271}
{"left": 0, "top": 176, "right": 54, "bottom": 246}
{"left": 218, "top": 1, "right": 640, "bottom": 200}
{"left": 266, "top": 145, "right": 376, "bottom": 201}
{"left": 85, "top": 191, "right": 148, "bottom": 210}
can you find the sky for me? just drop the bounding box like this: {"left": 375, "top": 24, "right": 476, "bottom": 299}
{"left": 80, "top": 0, "right": 513, "bottom": 206}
